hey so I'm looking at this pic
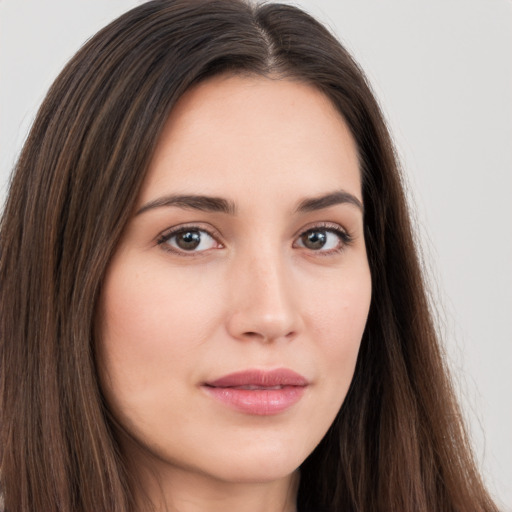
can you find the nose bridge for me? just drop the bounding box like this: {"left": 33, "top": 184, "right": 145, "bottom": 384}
{"left": 226, "top": 241, "right": 300, "bottom": 342}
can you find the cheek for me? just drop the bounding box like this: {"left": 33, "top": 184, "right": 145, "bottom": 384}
{"left": 101, "top": 253, "right": 221, "bottom": 341}
{"left": 96, "top": 255, "right": 224, "bottom": 408}
{"left": 304, "top": 264, "right": 371, "bottom": 392}
{"left": 307, "top": 260, "right": 371, "bottom": 338}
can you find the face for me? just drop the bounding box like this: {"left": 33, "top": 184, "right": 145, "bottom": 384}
{"left": 97, "top": 75, "right": 371, "bottom": 486}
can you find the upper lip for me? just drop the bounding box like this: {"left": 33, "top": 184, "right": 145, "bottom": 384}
{"left": 204, "top": 368, "right": 309, "bottom": 388}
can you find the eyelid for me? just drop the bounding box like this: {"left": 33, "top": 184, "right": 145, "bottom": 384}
{"left": 156, "top": 223, "right": 224, "bottom": 255}
{"left": 155, "top": 220, "right": 353, "bottom": 257}
{"left": 292, "top": 221, "right": 350, "bottom": 239}
{"left": 292, "top": 221, "right": 353, "bottom": 254}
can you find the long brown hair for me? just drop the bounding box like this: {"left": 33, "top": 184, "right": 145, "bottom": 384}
{"left": 0, "top": 1, "right": 498, "bottom": 511}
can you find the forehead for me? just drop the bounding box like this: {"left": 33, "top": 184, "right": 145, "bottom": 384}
{"left": 140, "top": 74, "right": 362, "bottom": 206}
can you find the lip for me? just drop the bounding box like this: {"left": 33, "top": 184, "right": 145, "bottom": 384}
{"left": 202, "top": 368, "right": 308, "bottom": 416}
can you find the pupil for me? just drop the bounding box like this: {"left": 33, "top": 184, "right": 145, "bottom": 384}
{"left": 303, "top": 230, "right": 326, "bottom": 250}
{"left": 177, "top": 231, "right": 201, "bottom": 250}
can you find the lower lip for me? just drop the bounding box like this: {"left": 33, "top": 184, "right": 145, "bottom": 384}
{"left": 202, "top": 386, "right": 306, "bottom": 415}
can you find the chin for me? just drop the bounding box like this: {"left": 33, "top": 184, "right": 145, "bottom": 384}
{"left": 194, "top": 437, "right": 309, "bottom": 484}
{"left": 209, "top": 461, "right": 301, "bottom": 485}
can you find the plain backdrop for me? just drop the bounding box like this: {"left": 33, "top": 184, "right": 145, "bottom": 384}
{"left": 0, "top": 0, "right": 511, "bottom": 509}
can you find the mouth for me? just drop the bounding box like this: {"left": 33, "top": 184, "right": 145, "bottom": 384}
{"left": 202, "top": 368, "right": 308, "bottom": 416}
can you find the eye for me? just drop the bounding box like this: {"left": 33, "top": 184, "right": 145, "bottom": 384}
{"left": 294, "top": 226, "right": 351, "bottom": 253}
{"left": 157, "top": 227, "right": 220, "bottom": 254}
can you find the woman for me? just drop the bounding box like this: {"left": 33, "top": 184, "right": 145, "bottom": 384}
{"left": 0, "top": 1, "right": 500, "bottom": 511}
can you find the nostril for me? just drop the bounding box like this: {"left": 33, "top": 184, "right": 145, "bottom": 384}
{"left": 241, "top": 330, "right": 296, "bottom": 342}
{"left": 243, "top": 331, "right": 260, "bottom": 338}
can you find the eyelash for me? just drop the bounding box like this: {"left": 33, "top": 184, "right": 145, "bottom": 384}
{"left": 293, "top": 223, "right": 353, "bottom": 256}
{"left": 156, "top": 224, "right": 223, "bottom": 256}
{"left": 156, "top": 222, "right": 353, "bottom": 257}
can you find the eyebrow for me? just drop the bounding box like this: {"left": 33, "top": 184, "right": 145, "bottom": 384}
{"left": 295, "top": 190, "right": 363, "bottom": 213}
{"left": 136, "top": 194, "right": 236, "bottom": 216}
{"left": 136, "top": 189, "right": 363, "bottom": 216}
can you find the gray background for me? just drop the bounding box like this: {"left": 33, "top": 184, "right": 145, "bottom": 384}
{"left": 1, "top": 0, "right": 510, "bottom": 509}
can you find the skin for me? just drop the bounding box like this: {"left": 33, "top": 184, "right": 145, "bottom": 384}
{"left": 97, "top": 74, "right": 372, "bottom": 512}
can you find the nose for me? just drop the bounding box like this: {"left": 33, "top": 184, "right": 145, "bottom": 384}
{"left": 225, "top": 248, "right": 303, "bottom": 343}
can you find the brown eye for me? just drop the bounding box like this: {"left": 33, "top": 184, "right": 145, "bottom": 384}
{"left": 175, "top": 231, "right": 202, "bottom": 250}
{"left": 301, "top": 230, "right": 328, "bottom": 250}
{"left": 161, "top": 229, "right": 218, "bottom": 253}
{"left": 295, "top": 228, "right": 348, "bottom": 252}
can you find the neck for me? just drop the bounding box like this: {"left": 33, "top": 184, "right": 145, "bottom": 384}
{"left": 135, "top": 464, "right": 300, "bottom": 512}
